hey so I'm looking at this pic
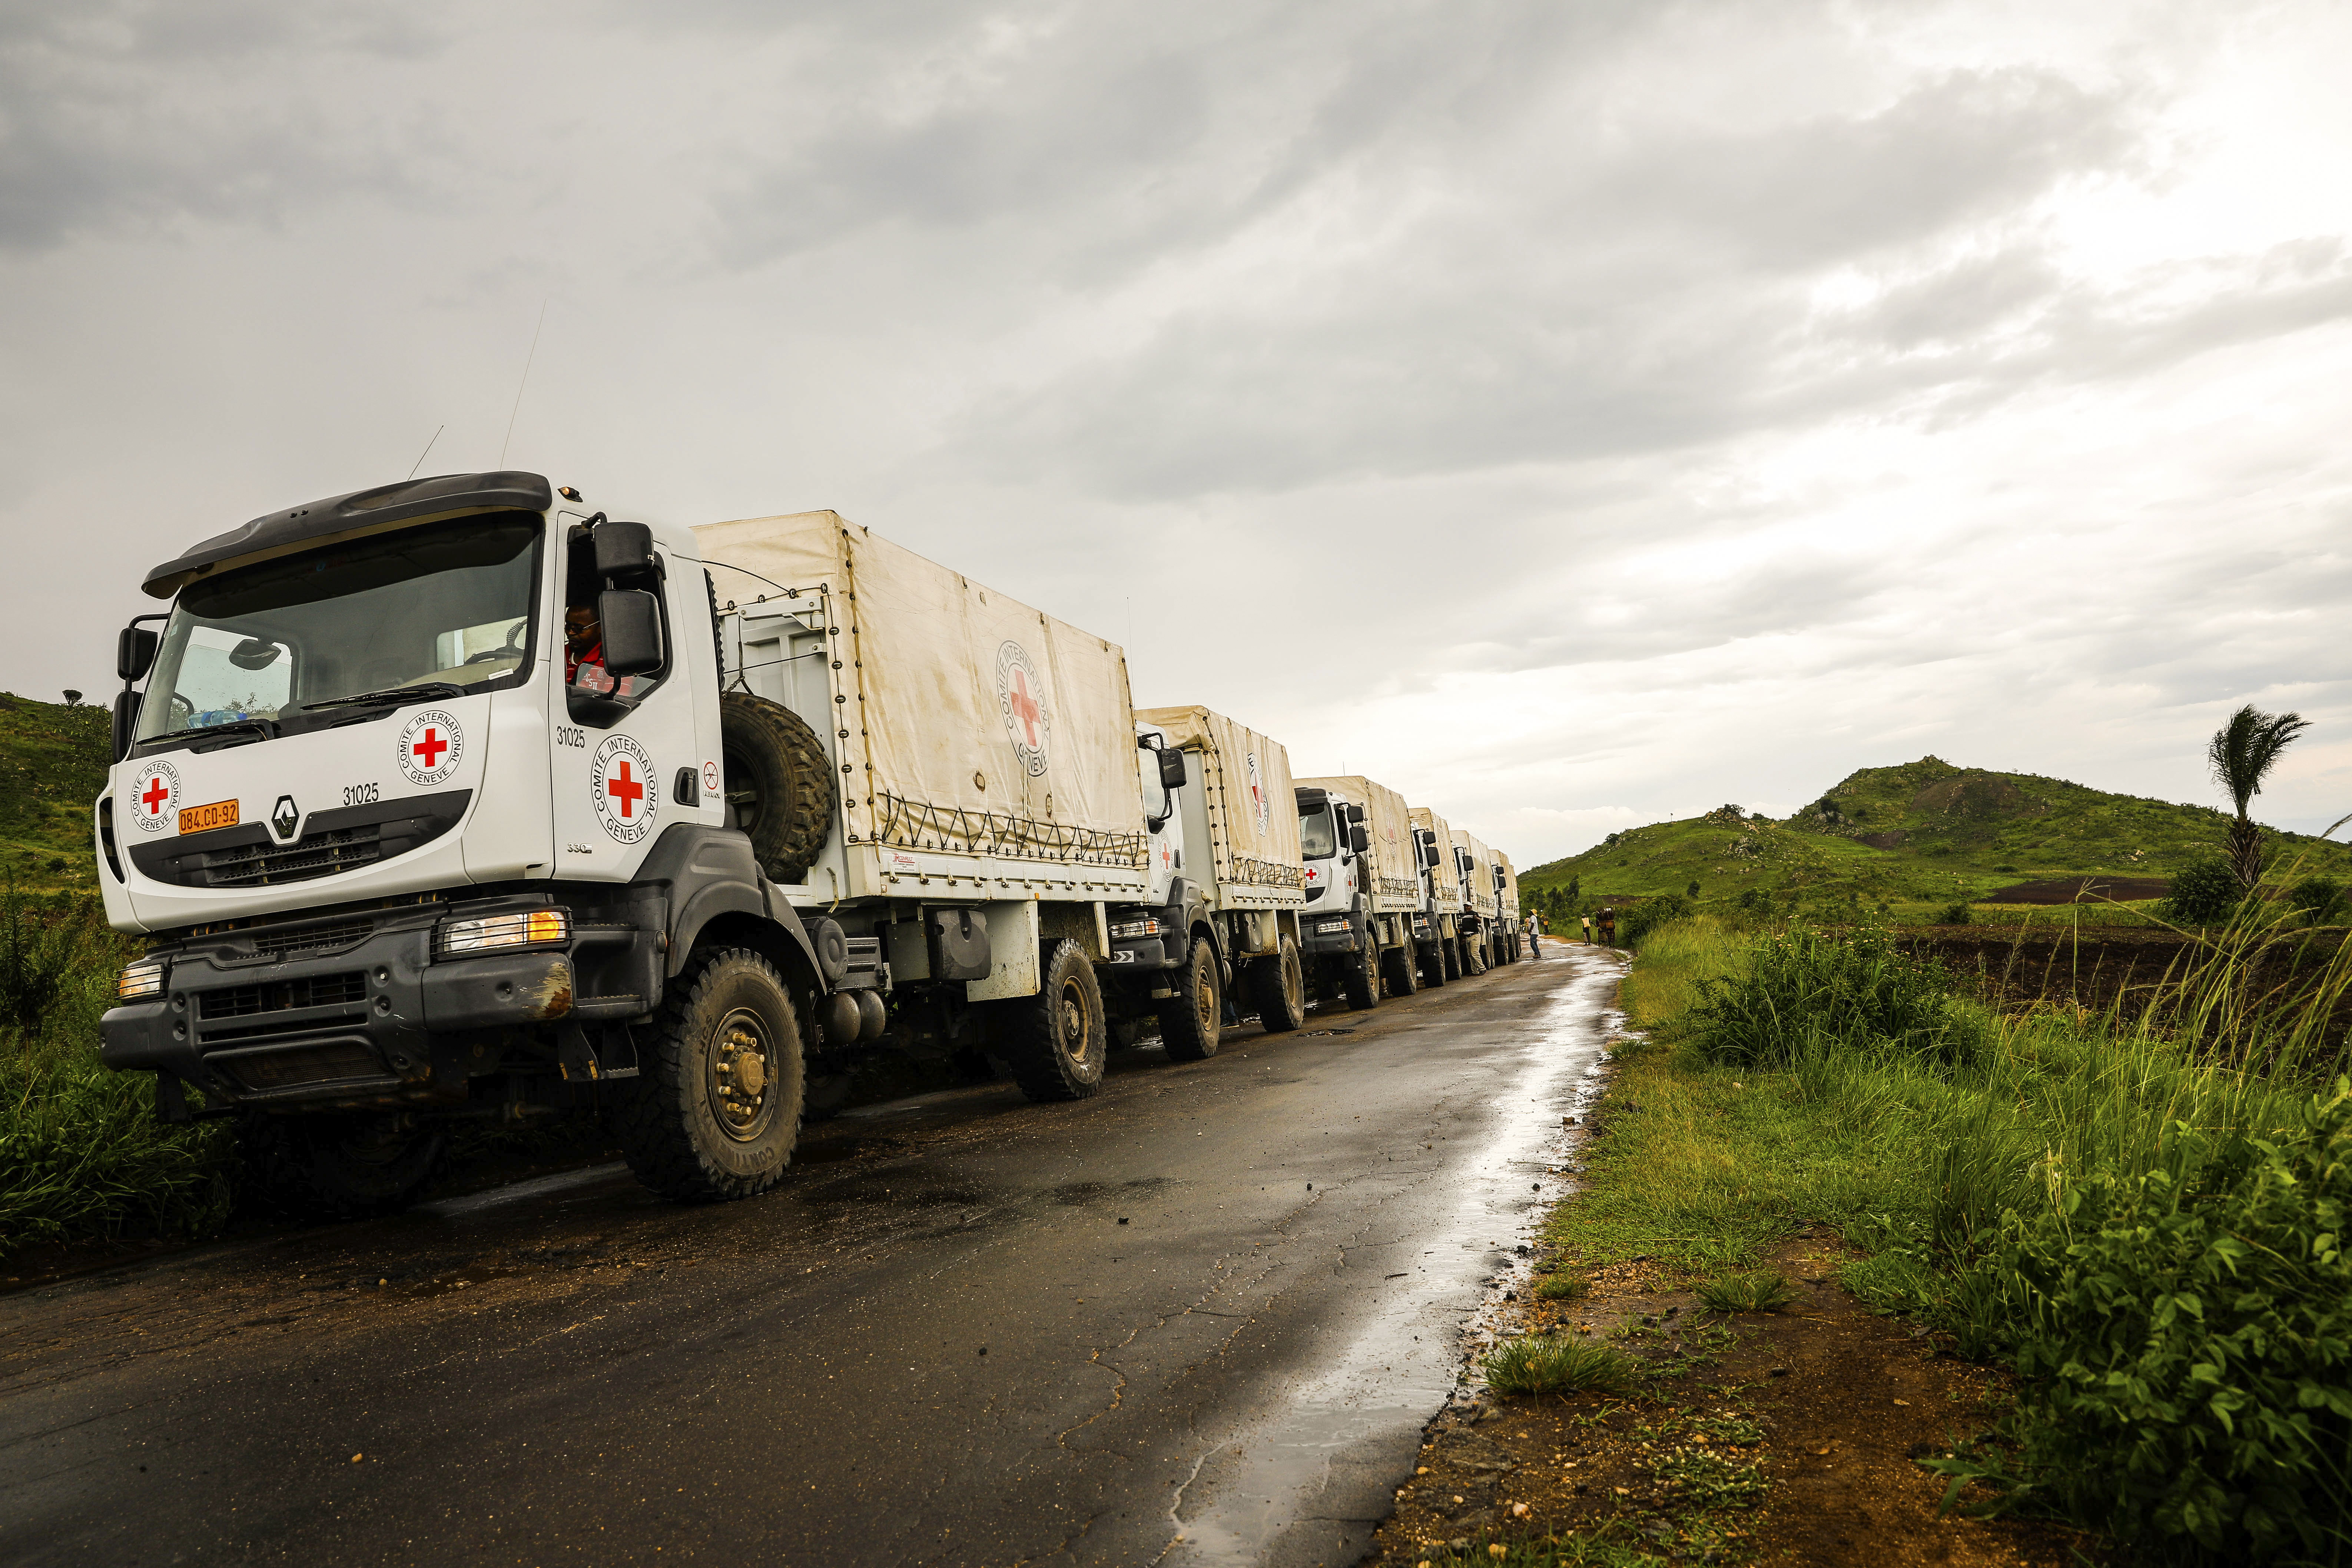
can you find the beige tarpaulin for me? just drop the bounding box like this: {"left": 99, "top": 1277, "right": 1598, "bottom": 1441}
{"left": 1410, "top": 806, "right": 1459, "bottom": 913}
{"left": 1497, "top": 852, "right": 1522, "bottom": 924}
{"left": 696, "top": 511, "right": 1145, "bottom": 871}
{"left": 1295, "top": 773, "right": 1418, "bottom": 913}
{"left": 1137, "top": 705, "right": 1304, "bottom": 902}
{"left": 1452, "top": 829, "right": 1499, "bottom": 918}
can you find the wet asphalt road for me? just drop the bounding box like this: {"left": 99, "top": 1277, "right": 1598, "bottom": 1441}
{"left": 1, "top": 946, "right": 1623, "bottom": 1568}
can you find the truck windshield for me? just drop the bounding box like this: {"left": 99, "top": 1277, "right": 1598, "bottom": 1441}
{"left": 137, "top": 513, "right": 542, "bottom": 742}
{"left": 1298, "top": 803, "right": 1338, "bottom": 860}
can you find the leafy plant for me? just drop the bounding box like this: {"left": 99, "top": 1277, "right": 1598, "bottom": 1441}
{"left": 2288, "top": 875, "right": 2346, "bottom": 924}
{"left": 2207, "top": 704, "right": 2309, "bottom": 892}
{"left": 1681, "top": 923, "right": 1971, "bottom": 1069}
{"left": 1694, "top": 1269, "right": 1796, "bottom": 1313}
{"left": 2162, "top": 855, "right": 2241, "bottom": 925}
{"left": 1937, "top": 901, "right": 1973, "bottom": 925}
{"left": 1620, "top": 893, "right": 1692, "bottom": 947}
{"left": 1481, "top": 1335, "right": 1640, "bottom": 1396}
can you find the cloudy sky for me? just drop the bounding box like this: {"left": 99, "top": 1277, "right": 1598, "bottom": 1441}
{"left": 6, "top": 0, "right": 2350, "bottom": 866}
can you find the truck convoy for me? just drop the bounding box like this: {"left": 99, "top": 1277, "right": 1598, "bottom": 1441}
{"left": 93, "top": 472, "right": 1532, "bottom": 1219}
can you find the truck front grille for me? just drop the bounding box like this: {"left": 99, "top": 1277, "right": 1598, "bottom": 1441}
{"left": 198, "top": 971, "right": 368, "bottom": 1027}
{"left": 126, "top": 791, "right": 470, "bottom": 890}
{"left": 243, "top": 917, "right": 378, "bottom": 962}
{"left": 201, "top": 825, "right": 385, "bottom": 887}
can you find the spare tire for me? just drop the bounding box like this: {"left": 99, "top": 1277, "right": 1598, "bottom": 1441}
{"left": 719, "top": 692, "right": 836, "bottom": 882}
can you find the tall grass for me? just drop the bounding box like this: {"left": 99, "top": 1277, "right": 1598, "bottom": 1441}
{"left": 0, "top": 886, "right": 235, "bottom": 1259}
{"left": 1590, "top": 908, "right": 2352, "bottom": 1564}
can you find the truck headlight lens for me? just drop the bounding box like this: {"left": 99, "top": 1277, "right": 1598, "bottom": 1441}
{"left": 118, "top": 957, "right": 166, "bottom": 1001}
{"left": 1108, "top": 917, "right": 1162, "bottom": 940}
{"left": 435, "top": 908, "right": 570, "bottom": 957}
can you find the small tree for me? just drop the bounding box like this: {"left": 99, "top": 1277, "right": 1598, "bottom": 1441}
{"left": 2207, "top": 703, "right": 2309, "bottom": 892}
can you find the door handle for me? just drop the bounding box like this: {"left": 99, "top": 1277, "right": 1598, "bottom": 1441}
{"left": 673, "top": 767, "right": 698, "bottom": 806}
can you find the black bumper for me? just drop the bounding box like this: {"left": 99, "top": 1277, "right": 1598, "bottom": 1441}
{"left": 102, "top": 910, "right": 593, "bottom": 1108}
{"left": 1300, "top": 912, "right": 1363, "bottom": 958}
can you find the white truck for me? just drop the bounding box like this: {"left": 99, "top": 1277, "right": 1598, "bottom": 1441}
{"left": 1496, "top": 852, "right": 1525, "bottom": 962}
{"left": 1450, "top": 828, "right": 1501, "bottom": 973}
{"left": 94, "top": 477, "right": 1211, "bottom": 1214}
{"left": 1292, "top": 773, "right": 1423, "bottom": 1004}
{"left": 1407, "top": 805, "right": 1466, "bottom": 985}
{"left": 1129, "top": 706, "right": 1309, "bottom": 1057}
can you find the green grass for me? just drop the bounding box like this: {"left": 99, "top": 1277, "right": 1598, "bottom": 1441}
{"left": 1693, "top": 1270, "right": 1795, "bottom": 1314}
{"left": 1480, "top": 1336, "right": 1642, "bottom": 1396}
{"left": 1559, "top": 908, "right": 2352, "bottom": 1563}
{"left": 0, "top": 693, "right": 109, "bottom": 893}
{"left": 1, "top": 885, "right": 238, "bottom": 1260}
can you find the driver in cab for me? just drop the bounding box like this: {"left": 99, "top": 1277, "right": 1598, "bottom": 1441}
{"left": 565, "top": 605, "right": 616, "bottom": 696}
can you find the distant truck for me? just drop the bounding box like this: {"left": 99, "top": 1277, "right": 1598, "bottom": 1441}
{"left": 1496, "top": 852, "right": 1525, "bottom": 961}
{"left": 1407, "top": 805, "right": 1464, "bottom": 986}
{"left": 1131, "top": 705, "right": 1308, "bottom": 1058}
{"left": 1293, "top": 773, "right": 1423, "bottom": 1005}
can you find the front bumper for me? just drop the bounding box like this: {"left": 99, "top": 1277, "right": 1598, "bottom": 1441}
{"left": 1300, "top": 913, "right": 1362, "bottom": 957}
{"left": 101, "top": 901, "right": 595, "bottom": 1109}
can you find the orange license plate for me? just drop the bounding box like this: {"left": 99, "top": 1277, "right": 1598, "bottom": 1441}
{"left": 179, "top": 799, "right": 239, "bottom": 835}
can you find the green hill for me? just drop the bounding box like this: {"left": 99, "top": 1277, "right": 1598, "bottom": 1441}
{"left": 1521, "top": 755, "right": 2352, "bottom": 918}
{"left": 1, "top": 693, "right": 110, "bottom": 892}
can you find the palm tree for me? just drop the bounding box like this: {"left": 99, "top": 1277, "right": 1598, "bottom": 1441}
{"left": 2207, "top": 703, "right": 2310, "bottom": 892}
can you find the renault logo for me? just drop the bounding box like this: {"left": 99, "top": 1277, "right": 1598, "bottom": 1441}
{"left": 271, "top": 795, "right": 300, "bottom": 841}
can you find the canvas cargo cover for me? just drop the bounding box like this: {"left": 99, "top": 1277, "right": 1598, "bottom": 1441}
{"left": 1137, "top": 705, "right": 1304, "bottom": 908}
{"left": 1497, "top": 853, "right": 1521, "bottom": 922}
{"left": 696, "top": 511, "right": 1147, "bottom": 880}
{"left": 1409, "top": 806, "right": 1460, "bottom": 913}
{"left": 1295, "top": 774, "right": 1418, "bottom": 913}
{"left": 1451, "top": 829, "right": 1499, "bottom": 918}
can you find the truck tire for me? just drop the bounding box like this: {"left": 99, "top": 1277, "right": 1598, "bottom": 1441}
{"left": 718, "top": 692, "right": 836, "bottom": 882}
{"left": 1000, "top": 939, "right": 1107, "bottom": 1101}
{"left": 1382, "top": 940, "right": 1419, "bottom": 997}
{"left": 1158, "top": 937, "right": 1223, "bottom": 1061}
{"left": 1249, "top": 934, "right": 1306, "bottom": 1034}
{"left": 238, "top": 1111, "right": 447, "bottom": 1220}
{"left": 1417, "top": 940, "right": 1447, "bottom": 989}
{"left": 1442, "top": 937, "right": 1462, "bottom": 982}
{"left": 1342, "top": 925, "right": 1380, "bottom": 1011}
{"left": 613, "top": 946, "right": 804, "bottom": 1201}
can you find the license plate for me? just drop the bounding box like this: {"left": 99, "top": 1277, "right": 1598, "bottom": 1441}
{"left": 179, "top": 799, "right": 239, "bottom": 835}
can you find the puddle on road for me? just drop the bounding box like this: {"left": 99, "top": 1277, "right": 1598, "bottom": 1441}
{"left": 1164, "top": 951, "right": 1627, "bottom": 1568}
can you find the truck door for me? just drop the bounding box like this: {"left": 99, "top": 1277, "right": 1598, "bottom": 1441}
{"left": 549, "top": 524, "right": 708, "bottom": 882}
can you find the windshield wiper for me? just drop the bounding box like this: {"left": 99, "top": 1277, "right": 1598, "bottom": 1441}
{"left": 295, "top": 682, "right": 467, "bottom": 713}
{"left": 168, "top": 717, "right": 281, "bottom": 744}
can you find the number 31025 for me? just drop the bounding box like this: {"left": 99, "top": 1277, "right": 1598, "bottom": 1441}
{"left": 343, "top": 782, "right": 381, "bottom": 806}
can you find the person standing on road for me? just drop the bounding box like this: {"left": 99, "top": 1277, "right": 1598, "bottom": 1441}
{"left": 1597, "top": 906, "right": 1616, "bottom": 945}
{"left": 1525, "top": 912, "right": 1542, "bottom": 958}
{"left": 1580, "top": 913, "right": 1593, "bottom": 943}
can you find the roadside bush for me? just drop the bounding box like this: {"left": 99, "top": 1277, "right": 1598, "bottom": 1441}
{"left": 1619, "top": 894, "right": 1691, "bottom": 947}
{"left": 2163, "top": 856, "right": 2242, "bottom": 924}
{"left": 1680, "top": 924, "right": 1971, "bottom": 1069}
{"left": 2287, "top": 875, "right": 2345, "bottom": 924}
{"left": 1983, "top": 1084, "right": 2352, "bottom": 1562}
{"left": 1936, "top": 901, "right": 1973, "bottom": 925}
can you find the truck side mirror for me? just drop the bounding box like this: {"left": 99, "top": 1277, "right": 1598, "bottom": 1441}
{"left": 1346, "top": 803, "right": 1365, "bottom": 824}
{"left": 1350, "top": 825, "right": 1370, "bottom": 854}
{"left": 117, "top": 626, "right": 159, "bottom": 682}
{"left": 598, "top": 589, "right": 665, "bottom": 676}
{"left": 111, "top": 690, "right": 141, "bottom": 760}
{"left": 1158, "top": 749, "right": 1188, "bottom": 789}
{"left": 593, "top": 521, "right": 659, "bottom": 583}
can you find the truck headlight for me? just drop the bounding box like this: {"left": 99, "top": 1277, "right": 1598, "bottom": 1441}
{"left": 1108, "top": 917, "right": 1162, "bottom": 940}
{"left": 118, "top": 957, "right": 166, "bottom": 1001}
{"left": 435, "top": 908, "right": 570, "bottom": 958}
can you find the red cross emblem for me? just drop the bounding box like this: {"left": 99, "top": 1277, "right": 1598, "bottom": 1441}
{"left": 141, "top": 775, "right": 169, "bottom": 815}
{"left": 1006, "top": 666, "right": 1041, "bottom": 749}
{"left": 606, "top": 759, "right": 644, "bottom": 818}
{"left": 412, "top": 727, "right": 448, "bottom": 769}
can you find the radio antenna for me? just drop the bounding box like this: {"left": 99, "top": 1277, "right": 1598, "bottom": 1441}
{"left": 498, "top": 300, "right": 549, "bottom": 468}
{"left": 405, "top": 424, "right": 445, "bottom": 480}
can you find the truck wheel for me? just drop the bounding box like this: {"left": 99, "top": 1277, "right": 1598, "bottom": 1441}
{"left": 1001, "top": 939, "right": 1107, "bottom": 1101}
{"left": 1250, "top": 934, "right": 1307, "bottom": 1034}
{"left": 1442, "top": 938, "right": 1462, "bottom": 981}
{"left": 1342, "top": 928, "right": 1380, "bottom": 1011}
{"left": 1158, "top": 937, "right": 1223, "bottom": 1061}
{"left": 613, "top": 946, "right": 804, "bottom": 1201}
{"left": 1382, "top": 941, "right": 1420, "bottom": 997}
{"left": 239, "top": 1111, "right": 447, "bottom": 1220}
{"left": 1418, "top": 941, "right": 1447, "bottom": 989}
{"left": 719, "top": 692, "right": 837, "bottom": 882}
